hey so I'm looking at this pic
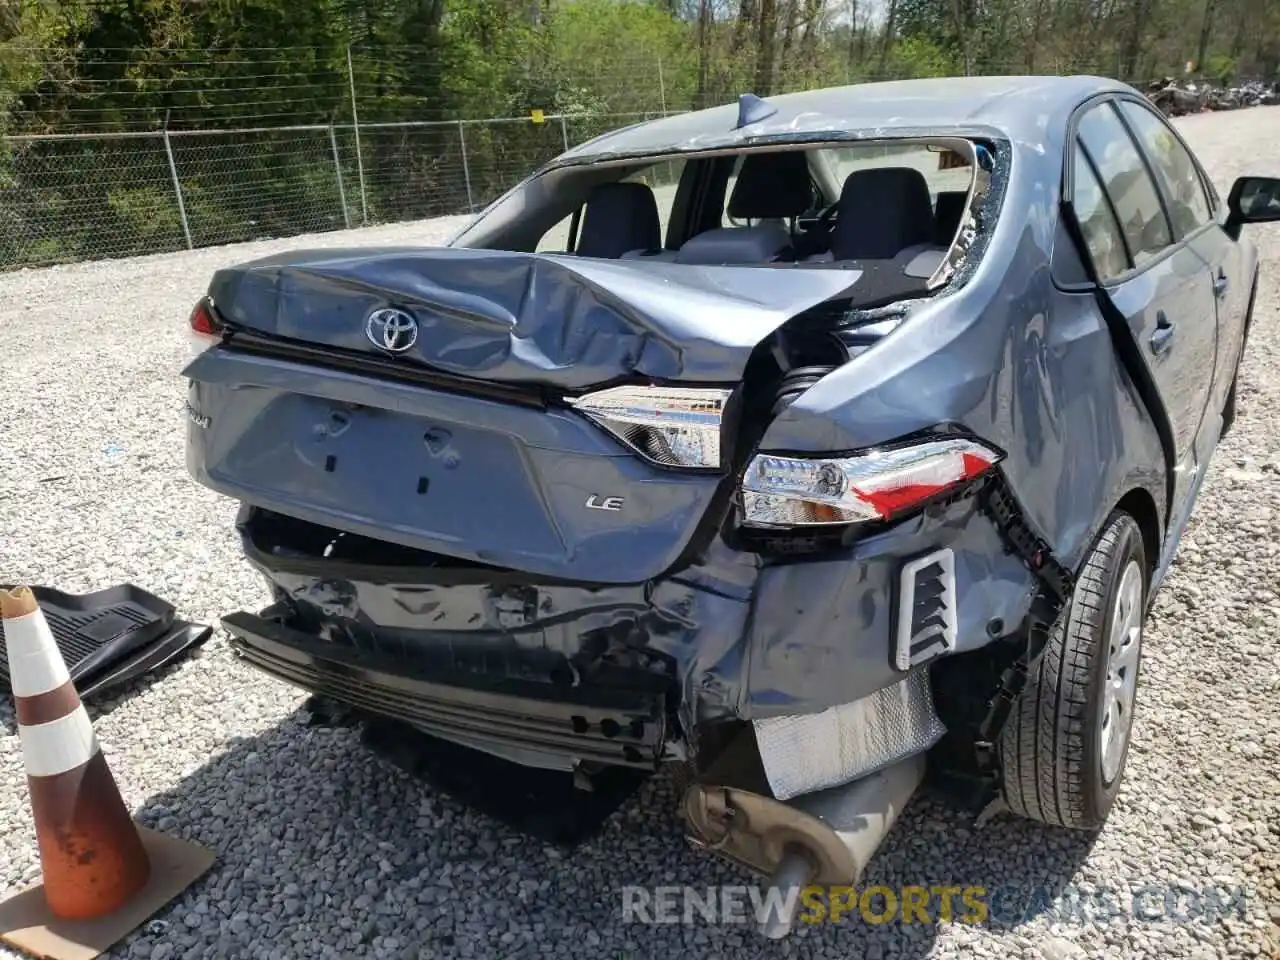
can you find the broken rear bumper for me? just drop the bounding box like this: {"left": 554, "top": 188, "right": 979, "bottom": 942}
{"left": 226, "top": 493, "right": 1039, "bottom": 771}
{"left": 222, "top": 610, "right": 667, "bottom": 768}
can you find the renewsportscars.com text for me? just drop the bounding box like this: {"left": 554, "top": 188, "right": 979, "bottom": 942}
{"left": 621, "top": 883, "right": 1250, "bottom": 927}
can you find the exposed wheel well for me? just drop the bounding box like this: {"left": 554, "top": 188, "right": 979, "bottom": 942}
{"left": 1114, "top": 487, "right": 1161, "bottom": 580}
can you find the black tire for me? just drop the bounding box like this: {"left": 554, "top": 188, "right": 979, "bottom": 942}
{"left": 1221, "top": 278, "right": 1257, "bottom": 437}
{"left": 1222, "top": 370, "right": 1240, "bottom": 436}
{"left": 999, "top": 511, "right": 1147, "bottom": 830}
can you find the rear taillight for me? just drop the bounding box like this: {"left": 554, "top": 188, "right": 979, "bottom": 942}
{"left": 188, "top": 296, "right": 224, "bottom": 357}
{"left": 739, "top": 437, "right": 1002, "bottom": 528}
{"left": 567, "top": 385, "right": 730, "bottom": 469}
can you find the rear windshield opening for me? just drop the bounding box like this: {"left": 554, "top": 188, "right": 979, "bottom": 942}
{"left": 454, "top": 139, "right": 989, "bottom": 290}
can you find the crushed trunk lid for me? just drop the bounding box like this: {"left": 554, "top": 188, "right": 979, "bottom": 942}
{"left": 205, "top": 247, "right": 864, "bottom": 389}
{"left": 186, "top": 248, "right": 869, "bottom": 582}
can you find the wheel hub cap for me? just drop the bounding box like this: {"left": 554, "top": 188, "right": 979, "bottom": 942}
{"left": 1100, "top": 560, "right": 1143, "bottom": 783}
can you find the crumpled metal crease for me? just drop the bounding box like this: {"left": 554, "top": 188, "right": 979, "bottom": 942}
{"left": 752, "top": 669, "right": 946, "bottom": 801}
{"left": 207, "top": 247, "right": 864, "bottom": 390}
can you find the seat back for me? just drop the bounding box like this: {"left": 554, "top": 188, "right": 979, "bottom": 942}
{"left": 829, "top": 167, "right": 937, "bottom": 261}
{"left": 726, "top": 152, "right": 815, "bottom": 222}
{"left": 576, "top": 182, "right": 661, "bottom": 259}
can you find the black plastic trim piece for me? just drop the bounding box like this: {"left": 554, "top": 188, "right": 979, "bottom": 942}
{"left": 971, "top": 472, "right": 1077, "bottom": 777}
{"left": 222, "top": 611, "right": 667, "bottom": 769}
{"left": 221, "top": 330, "right": 551, "bottom": 409}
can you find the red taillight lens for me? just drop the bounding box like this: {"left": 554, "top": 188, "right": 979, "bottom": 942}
{"left": 189, "top": 297, "right": 222, "bottom": 338}
{"left": 740, "top": 438, "right": 1003, "bottom": 528}
{"left": 188, "top": 297, "right": 224, "bottom": 357}
{"left": 848, "top": 447, "right": 1000, "bottom": 520}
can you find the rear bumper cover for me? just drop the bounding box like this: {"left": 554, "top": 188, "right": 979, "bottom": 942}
{"left": 228, "top": 490, "right": 1038, "bottom": 759}
{"left": 222, "top": 610, "right": 666, "bottom": 768}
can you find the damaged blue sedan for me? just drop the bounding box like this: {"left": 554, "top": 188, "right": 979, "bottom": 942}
{"left": 183, "top": 75, "right": 1280, "bottom": 934}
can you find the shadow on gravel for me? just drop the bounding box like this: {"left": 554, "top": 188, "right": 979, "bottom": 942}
{"left": 114, "top": 712, "right": 1098, "bottom": 959}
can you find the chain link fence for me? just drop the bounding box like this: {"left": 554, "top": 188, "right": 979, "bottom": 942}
{"left": 0, "top": 111, "right": 676, "bottom": 270}
{"left": 4, "top": 74, "right": 1272, "bottom": 270}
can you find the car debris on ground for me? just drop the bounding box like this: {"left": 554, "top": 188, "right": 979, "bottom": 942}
{"left": 1147, "top": 76, "right": 1280, "bottom": 115}
{"left": 0, "top": 585, "right": 211, "bottom": 705}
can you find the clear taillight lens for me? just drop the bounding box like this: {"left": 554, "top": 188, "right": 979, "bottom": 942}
{"left": 567, "top": 386, "right": 730, "bottom": 468}
{"left": 740, "top": 437, "right": 1002, "bottom": 528}
{"left": 188, "top": 296, "right": 224, "bottom": 358}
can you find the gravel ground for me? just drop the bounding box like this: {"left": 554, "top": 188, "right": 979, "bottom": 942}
{"left": 2, "top": 110, "right": 1279, "bottom": 960}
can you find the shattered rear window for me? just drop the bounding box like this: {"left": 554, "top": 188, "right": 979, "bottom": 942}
{"left": 459, "top": 137, "right": 987, "bottom": 286}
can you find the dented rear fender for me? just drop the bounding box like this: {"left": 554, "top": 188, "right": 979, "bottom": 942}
{"left": 756, "top": 174, "right": 1167, "bottom": 572}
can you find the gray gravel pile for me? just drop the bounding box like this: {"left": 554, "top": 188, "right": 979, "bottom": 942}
{"left": 1, "top": 113, "right": 1278, "bottom": 960}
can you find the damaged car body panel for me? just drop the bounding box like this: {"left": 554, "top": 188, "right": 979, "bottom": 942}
{"left": 185, "top": 76, "right": 1271, "bottom": 928}
{"left": 203, "top": 249, "right": 868, "bottom": 388}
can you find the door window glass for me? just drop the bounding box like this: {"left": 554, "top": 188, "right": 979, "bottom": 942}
{"left": 1072, "top": 147, "right": 1131, "bottom": 280}
{"left": 1076, "top": 104, "right": 1172, "bottom": 268}
{"left": 1117, "top": 100, "right": 1213, "bottom": 237}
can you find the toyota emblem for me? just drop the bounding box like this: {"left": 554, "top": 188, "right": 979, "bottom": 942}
{"left": 365, "top": 308, "right": 419, "bottom": 353}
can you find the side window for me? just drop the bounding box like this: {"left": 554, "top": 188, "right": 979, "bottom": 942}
{"left": 1117, "top": 101, "right": 1213, "bottom": 237}
{"left": 1076, "top": 103, "right": 1172, "bottom": 268}
{"left": 1071, "top": 148, "right": 1130, "bottom": 281}
{"left": 536, "top": 212, "right": 575, "bottom": 252}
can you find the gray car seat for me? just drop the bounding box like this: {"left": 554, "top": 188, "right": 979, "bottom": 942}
{"left": 726, "top": 151, "right": 815, "bottom": 229}
{"left": 663, "top": 152, "right": 815, "bottom": 265}
{"left": 575, "top": 182, "right": 663, "bottom": 259}
{"left": 805, "top": 167, "right": 947, "bottom": 278}
{"left": 830, "top": 167, "right": 937, "bottom": 259}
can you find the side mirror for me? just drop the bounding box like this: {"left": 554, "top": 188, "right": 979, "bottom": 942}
{"left": 1226, "top": 176, "right": 1280, "bottom": 237}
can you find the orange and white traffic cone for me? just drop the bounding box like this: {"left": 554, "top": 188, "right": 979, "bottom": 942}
{"left": 2, "top": 585, "right": 151, "bottom": 919}
{"left": 0, "top": 585, "right": 214, "bottom": 960}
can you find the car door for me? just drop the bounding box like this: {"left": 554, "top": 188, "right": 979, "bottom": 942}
{"left": 1072, "top": 99, "right": 1219, "bottom": 520}
{"left": 1114, "top": 97, "right": 1248, "bottom": 429}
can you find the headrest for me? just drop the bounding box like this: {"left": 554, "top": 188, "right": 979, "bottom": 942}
{"left": 674, "top": 224, "right": 792, "bottom": 265}
{"left": 576, "top": 182, "right": 661, "bottom": 259}
{"left": 727, "top": 152, "right": 814, "bottom": 221}
{"left": 830, "top": 167, "right": 937, "bottom": 261}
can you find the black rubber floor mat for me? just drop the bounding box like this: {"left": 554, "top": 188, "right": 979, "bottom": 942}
{"left": 77, "top": 622, "right": 214, "bottom": 700}
{"left": 0, "top": 583, "right": 205, "bottom": 700}
{"left": 359, "top": 717, "right": 649, "bottom": 847}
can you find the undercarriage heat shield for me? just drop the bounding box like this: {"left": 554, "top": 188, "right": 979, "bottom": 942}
{"left": 751, "top": 671, "right": 945, "bottom": 801}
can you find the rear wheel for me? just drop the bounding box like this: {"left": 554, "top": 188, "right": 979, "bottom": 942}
{"left": 999, "top": 511, "right": 1146, "bottom": 829}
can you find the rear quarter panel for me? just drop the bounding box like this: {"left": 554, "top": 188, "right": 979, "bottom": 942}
{"left": 757, "top": 133, "right": 1168, "bottom": 576}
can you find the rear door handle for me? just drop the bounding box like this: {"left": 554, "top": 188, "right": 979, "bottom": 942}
{"left": 1213, "top": 270, "right": 1229, "bottom": 297}
{"left": 1149, "top": 313, "right": 1175, "bottom": 355}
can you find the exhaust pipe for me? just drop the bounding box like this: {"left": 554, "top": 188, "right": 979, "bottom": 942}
{"left": 684, "top": 753, "right": 926, "bottom": 939}
{"left": 758, "top": 849, "right": 815, "bottom": 938}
